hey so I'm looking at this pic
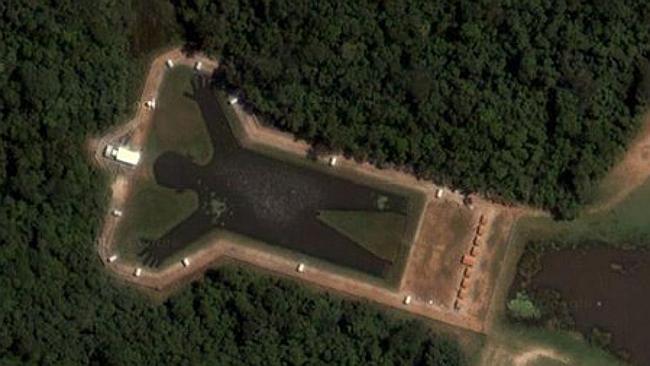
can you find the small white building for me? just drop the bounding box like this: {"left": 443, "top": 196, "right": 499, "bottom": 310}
{"left": 435, "top": 188, "right": 444, "bottom": 199}
{"left": 166, "top": 59, "right": 174, "bottom": 68}
{"left": 403, "top": 295, "right": 412, "bottom": 305}
{"left": 181, "top": 258, "right": 190, "bottom": 267}
{"left": 104, "top": 145, "right": 141, "bottom": 166}
{"left": 134, "top": 267, "right": 142, "bottom": 277}
{"left": 296, "top": 263, "right": 305, "bottom": 273}
{"left": 194, "top": 61, "right": 202, "bottom": 71}
{"left": 228, "top": 96, "right": 239, "bottom": 105}
{"left": 107, "top": 255, "right": 118, "bottom": 263}
{"left": 111, "top": 209, "right": 123, "bottom": 217}
{"left": 329, "top": 156, "right": 337, "bottom": 167}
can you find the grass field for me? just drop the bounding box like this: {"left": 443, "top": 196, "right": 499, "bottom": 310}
{"left": 114, "top": 66, "right": 212, "bottom": 263}
{"left": 316, "top": 210, "right": 406, "bottom": 262}
{"left": 113, "top": 180, "right": 198, "bottom": 263}
{"left": 145, "top": 66, "right": 213, "bottom": 166}
{"left": 514, "top": 175, "right": 650, "bottom": 250}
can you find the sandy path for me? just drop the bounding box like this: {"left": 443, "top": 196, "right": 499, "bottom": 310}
{"left": 588, "top": 113, "right": 650, "bottom": 213}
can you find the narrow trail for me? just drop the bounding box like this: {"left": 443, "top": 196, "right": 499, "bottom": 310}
{"left": 587, "top": 113, "right": 650, "bottom": 214}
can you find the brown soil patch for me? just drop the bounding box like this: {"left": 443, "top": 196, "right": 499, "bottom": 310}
{"left": 399, "top": 199, "right": 476, "bottom": 306}
{"left": 398, "top": 195, "right": 521, "bottom": 331}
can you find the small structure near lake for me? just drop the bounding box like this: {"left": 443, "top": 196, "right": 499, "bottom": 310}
{"left": 104, "top": 145, "right": 141, "bottom": 166}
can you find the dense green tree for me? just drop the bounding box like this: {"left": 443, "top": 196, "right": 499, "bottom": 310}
{"left": 0, "top": 2, "right": 464, "bottom": 364}
{"left": 175, "top": 0, "right": 650, "bottom": 218}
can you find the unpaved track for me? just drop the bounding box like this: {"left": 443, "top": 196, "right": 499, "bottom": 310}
{"left": 514, "top": 348, "right": 570, "bottom": 365}
{"left": 588, "top": 113, "right": 650, "bottom": 213}
{"left": 94, "top": 47, "right": 528, "bottom": 335}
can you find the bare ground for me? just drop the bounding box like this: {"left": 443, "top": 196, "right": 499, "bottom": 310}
{"left": 513, "top": 348, "right": 570, "bottom": 365}
{"left": 480, "top": 341, "right": 570, "bottom": 366}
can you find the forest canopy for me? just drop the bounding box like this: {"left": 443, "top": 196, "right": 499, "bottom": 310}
{"left": 0, "top": 1, "right": 465, "bottom": 364}
{"left": 175, "top": 0, "right": 650, "bottom": 217}
{"left": 4, "top": 0, "right": 650, "bottom": 363}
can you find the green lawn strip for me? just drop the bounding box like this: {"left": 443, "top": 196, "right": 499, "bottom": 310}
{"left": 519, "top": 176, "right": 650, "bottom": 250}
{"left": 114, "top": 66, "right": 214, "bottom": 262}
{"left": 148, "top": 65, "right": 213, "bottom": 165}
{"left": 317, "top": 210, "right": 406, "bottom": 262}
{"left": 114, "top": 179, "right": 198, "bottom": 262}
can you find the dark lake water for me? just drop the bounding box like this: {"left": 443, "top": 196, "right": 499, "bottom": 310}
{"left": 139, "top": 75, "right": 414, "bottom": 278}
{"left": 533, "top": 248, "right": 650, "bottom": 365}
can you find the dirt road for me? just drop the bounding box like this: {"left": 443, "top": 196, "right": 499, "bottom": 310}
{"left": 588, "top": 113, "right": 650, "bottom": 213}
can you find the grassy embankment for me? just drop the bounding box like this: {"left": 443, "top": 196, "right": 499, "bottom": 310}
{"left": 316, "top": 210, "right": 407, "bottom": 262}
{"left": 114, "top": 66, "right": 213, "bottom": 263}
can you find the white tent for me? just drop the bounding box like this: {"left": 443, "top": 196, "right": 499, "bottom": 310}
{"left": 112, "top": 147, "right": 141, "bottom": 166}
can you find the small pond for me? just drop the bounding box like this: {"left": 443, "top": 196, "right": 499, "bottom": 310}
{"left": 532, "top": 248, "right": 650, "bottom": 365}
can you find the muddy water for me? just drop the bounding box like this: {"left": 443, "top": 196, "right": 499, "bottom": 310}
{"left": 139, "top": 75, "right": 412, "bottom": 278}
{"left": 533, "top": 248, "right": 650, "bottom": 365}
